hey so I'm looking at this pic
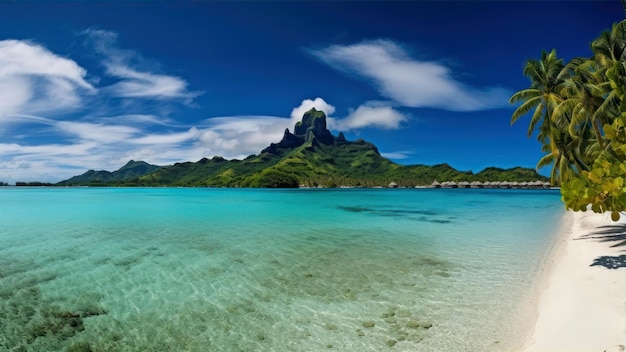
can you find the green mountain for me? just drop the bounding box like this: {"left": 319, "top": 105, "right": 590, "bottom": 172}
{"left": 58, "top": 108, "right": 548, "bottom": 187}
{"left": 134, "top": 108, "right": 395, "bottom": 187}
{"left": 58, "top": 160, "right": 162, "bottom": 186}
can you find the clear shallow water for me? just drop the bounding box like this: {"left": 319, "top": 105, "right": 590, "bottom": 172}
{"left": 0, "top": 188, "right": 564, "bottom": 351}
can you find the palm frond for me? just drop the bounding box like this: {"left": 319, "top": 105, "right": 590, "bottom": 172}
{"left": 536, "top": 153, "right": 555, "bottom": 170}
{"left": 594, "top": 92, "right": 620, "bottom": 126}
{"left": 510, "top": 96, "right": 541, "bottom": 126}
{"left": 509, "top": 89, "right": 540, "bottom": 104}
{"left": 527, "top": 103, "right": 545, "bottom": 136}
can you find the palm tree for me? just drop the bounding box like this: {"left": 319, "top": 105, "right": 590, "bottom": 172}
{"left": 592, "top": 20, "right": 626, "bottom": 67}
{"left": 555, "top": 58, "right": 607, "bottom": 153}
{"left": 510, "top": 50, "right": 565, "bottom": 138}
{"left": 516, "top": 18, "right": 626, "bottom": 217}
{"left": 510, "top": 49, "right": 579, "bottom": 185}
{"left": 556, "top": 20, "right": 626, "bottom": 163}
{"left": 592, "top": 20, "right": 626, "bottom": 120}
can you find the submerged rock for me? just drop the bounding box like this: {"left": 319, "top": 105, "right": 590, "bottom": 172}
{"left": 324, "top": 323, "right": 337, "bottom": 330}
{"left": 381, "top": 310, "right": 395, "bottom": 318}
{"left": 406, "top": 320, "right": 420, "bottom": 329}
{"left": 362, "top": 321, "right": 375, "bottom": 328}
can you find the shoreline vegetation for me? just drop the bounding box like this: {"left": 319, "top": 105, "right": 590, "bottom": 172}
{"left": 512, "top": 17, "right": 626, "bottom": 351}
{"left": 2, "top": 181, "right": 555, "bottom": 189}
{"left": 510, "top": 18, "right": 626, "bottom": 220}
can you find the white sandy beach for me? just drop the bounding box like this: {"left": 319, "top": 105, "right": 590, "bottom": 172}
{"left": 523, "top": 211, "right": 626, "bottom": 352}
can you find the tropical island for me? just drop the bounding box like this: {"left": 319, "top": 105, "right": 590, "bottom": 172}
{"left": 1, "top": 4, "right": 625, "bottom": 352}
{"left": 56, "top": 108, "right": 548, "bottom": 188}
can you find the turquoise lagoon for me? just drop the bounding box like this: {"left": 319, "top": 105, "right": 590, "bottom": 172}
{"left": 0, "top": 188, "right": 565, "bottom": 351}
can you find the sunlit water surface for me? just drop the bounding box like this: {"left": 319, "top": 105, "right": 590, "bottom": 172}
{"left": 0, "top": 188, "right": 564, "bottom": 351}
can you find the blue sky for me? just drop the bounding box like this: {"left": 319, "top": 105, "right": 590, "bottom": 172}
{"left": 0, "top": 1, "right": 622, "bottom": 182}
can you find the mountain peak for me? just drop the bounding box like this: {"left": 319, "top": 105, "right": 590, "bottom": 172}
{"left": 262, "top": 108, "right": 336, "bottom": 154}
{"left": 294, "top": 107, "right": 327, "bottom": 135}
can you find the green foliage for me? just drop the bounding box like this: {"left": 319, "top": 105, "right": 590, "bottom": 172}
{"left": 15, "top": 182, "right": 54, "bottom": 186}
{"left": 58, "top": 160, "right": 162, "bottom": 186}
{"left": 473, "top": 167, "right": 544, "bottom": 182}
{"left": 247, "top": 169, "right": 299, "bottom": 188}
{"left": 562, "top": 115, "right": 626, "bottom": 218}
{"left": 562, "top": 151, "right": 626, "bottom": 219}
{"left": 513, "top": 19, "right": 626, "bottom": 219}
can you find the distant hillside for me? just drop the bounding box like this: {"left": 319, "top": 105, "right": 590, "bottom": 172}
{"left": 58, "top": 160, "right": 162, "bottom": 186}
{"left": 474, "top": 167, "right": 545, "bottom": 182}
{"left": 58, "top": 108, "right": 547, "bottom": 188}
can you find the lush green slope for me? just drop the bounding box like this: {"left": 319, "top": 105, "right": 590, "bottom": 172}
{"left": 58, "top": 108, "right": 548, "bottom": 187}
{"left": 58, "top": 160, "right": 162, "bottom": 186}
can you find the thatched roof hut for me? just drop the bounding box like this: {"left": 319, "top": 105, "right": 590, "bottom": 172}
{"left": 458, "top": 181, "right": 471, "bottom": 188}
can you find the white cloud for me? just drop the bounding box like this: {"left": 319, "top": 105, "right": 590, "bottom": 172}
{"left": 0, "top": 78, "right": 33, "bottom": 117}
{"left": 83, "top": 28, "right": 200, "bottom": 101}
{"left": 131, "top": 128, "right": 198, "bottom": 145}
{"left": 311, "top": 39, "right": 510, "bottom": 111}
{"left": 98, "top": 114, "right": 173, "bottom": 126}
{"left": 194, "top": 97, "right": 338, "bottom": 160}
{"left": 330, "top": 104, "right": 406, "bottom": 131}
{"left": 381, "top": 151, "right": 413, "bottom": 160}
{"left": 0, "top": 31, "right": 205, "bottom": 182}
{"left": 57, "top": 121, "right": 140, "bottom": 143}
{"left": 198, "top": 116, "right": 290, "bottom": 159}
{"left": 0, "top": 113, "right": 203, "bottom": 182}
{"left": 290, "top": 97, "right": 336, "bottom": 123}
{"left": 105, "top": 64, "right": 195, "bottom": 100}
{"left": 0, "top": 39, "right": 94, "bottom": 118}
{"left": 0, "top": 40, "right": 92, "bottom": 88}
{"left": 0, "top": 143, "right": 24, "bottom": 154}
{"left": 2, "top": 142, "right": 96, "bottom": 157}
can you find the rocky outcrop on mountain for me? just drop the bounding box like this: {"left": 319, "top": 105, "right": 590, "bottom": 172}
{"left": 262, "top": 108, "right": 342, "bottom": 154}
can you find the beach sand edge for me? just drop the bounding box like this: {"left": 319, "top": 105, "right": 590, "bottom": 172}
{"left": 523, "top": 211, "right": 626, "bottom": 352}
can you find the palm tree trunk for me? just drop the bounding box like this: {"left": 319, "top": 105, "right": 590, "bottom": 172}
{"left": 592, "top": 117, "right": 606, "bottom": 151}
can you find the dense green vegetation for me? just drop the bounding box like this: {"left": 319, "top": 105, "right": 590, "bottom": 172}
{"left": 60, "top": 108, "right": 547, "bottom": 188}
{"left": 57, "top": 160, "right": 162, "bottom": 186}
{"left": 15, "top": 182, "right": 54, "bottom": 187}
{"left": 511, "top": 19, "right": 626, "bottom": 219}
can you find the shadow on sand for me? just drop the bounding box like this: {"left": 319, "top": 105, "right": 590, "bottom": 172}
{"left": 577, "top": 224, "right": 626, "bottom": 269}
{"left": 590, "top": 255, "right": 626, "bottom": 269}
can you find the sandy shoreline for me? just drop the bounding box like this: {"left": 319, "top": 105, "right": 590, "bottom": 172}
{"left": 523, "top": 211, "right": 626, "bottom": 352}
